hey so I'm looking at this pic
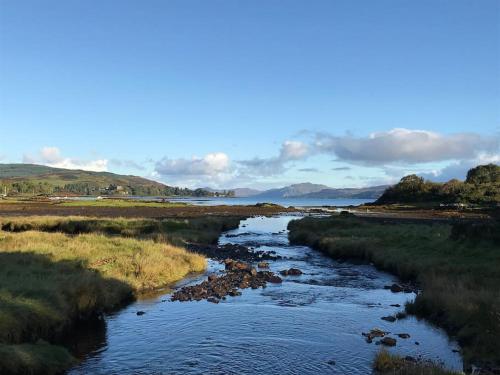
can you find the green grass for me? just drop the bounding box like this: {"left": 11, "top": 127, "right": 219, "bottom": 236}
{"left": 57, "top": 198, "right": 187, "bottom": 208}
{"left": 0, "top": 342, "right": 75, "bottom": 375}
{"left": 0, "top": 215, "right": 242, "bottom": 245}
{"left": 373, "top": 350, "right": 461, "bottom": 375}
{"left": 0, "top": 214, "right": 241, "bottom": 374}
{"left": 288, "top": 214, "right": 500, "bottom": 368}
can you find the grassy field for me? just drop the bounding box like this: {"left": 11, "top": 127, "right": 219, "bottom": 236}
{"left": 0, "top": 215, "right": 242, "bottom": 245}
{"left": 0, "top": 230, "right": 206, "bottom": 374}
{"left": 288, "top": 214, "right": 500, "bottom": 369}
{"left": 373, "top": 350, "right": 461, "bottom": 375}
{"left": 0, "top": 215, "right": 242, "bottom": 374}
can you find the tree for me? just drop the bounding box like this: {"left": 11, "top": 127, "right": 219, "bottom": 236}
{"left": 466, "top": 164, "right": 500, "bottom": 184}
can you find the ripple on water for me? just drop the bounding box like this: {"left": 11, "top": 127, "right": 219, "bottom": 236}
{"left": 68, "top": 215, "right": 463, "bottom": 375}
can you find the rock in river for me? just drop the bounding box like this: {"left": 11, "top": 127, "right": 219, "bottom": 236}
{"left": 380, "top": 337, "right": 397, "bottom": 346}
{"left": 280, "top": 268, "right": 303, "bottom": 276}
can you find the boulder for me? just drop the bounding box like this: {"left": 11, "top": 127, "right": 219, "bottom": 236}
{"left": 380, "top": 337, "right": 397, "bottom": 346}
{"left": 280, "top": 268, "right": 303, "bottom": 276}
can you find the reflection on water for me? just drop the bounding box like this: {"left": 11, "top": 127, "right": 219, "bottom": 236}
{"left": 68, "top": 215, "right": 462, "bottom": 375}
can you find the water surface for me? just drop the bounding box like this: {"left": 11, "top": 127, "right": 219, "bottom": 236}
{"left": 68, "top": 215, "right": 462, "bottom": 374}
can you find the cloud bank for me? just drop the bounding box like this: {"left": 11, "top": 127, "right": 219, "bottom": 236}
{"left": 314, "top": 128, "right": 498, "bottom": 165}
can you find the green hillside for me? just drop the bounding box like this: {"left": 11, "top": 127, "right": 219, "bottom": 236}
{"left": 0, "top": 164, "right": 210, "bottom": 197}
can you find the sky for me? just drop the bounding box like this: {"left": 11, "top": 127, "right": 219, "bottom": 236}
{"left": 0, "top": 0, "right": 499, "bottom": 190}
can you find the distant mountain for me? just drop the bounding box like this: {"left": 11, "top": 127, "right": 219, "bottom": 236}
{"left": 225, "top": 183, "right": 389, "bottom": 200}
{"left": 302, "top": 185, "right": 389, "bottom": 199}
{"left": 0, "top": 163, "right": 212, "bottom": 197}
{"left": 254, "top": 183, "right": 331, "bottom": 198}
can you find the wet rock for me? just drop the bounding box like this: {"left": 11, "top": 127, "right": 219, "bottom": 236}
{"left": 362, "top": 328, "right": 388, "bottom": 343}
{"left": 189, "top": 243, "right": 280, "bottom": 262}
{"left": 268, "top": 275, "right": 282, "bottom": 284}
{"left": 385, "top": 283, "right": 404, "bottom": 293}
{"left": 235, "top": 262, "right": 250, "bottom": 271}
{"left": 397, "top": 333, "right": 411, "bottom": 339}
{"left": 380, "top": 337, "right": 397, "bottom": 346}
{"left": 171, "top": 267, "right": 283, "bottom": 302}
{"left": 257, "top": 261, "right": 269, "bottom": 268}
{"left": 280, "top": 268, "right": 303, "bottom": 276}
{"left": 380, "top": 315, "right": 396, "bottom": 323}
{"left": 136, "top": 311, "right": 146, "bottom": 316}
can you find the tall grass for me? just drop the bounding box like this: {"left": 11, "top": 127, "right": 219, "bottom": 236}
{"left": 288, "top": 215, "right": 500, "bottom": 368}
{"left": 0, "top": 228, "right": 207, "bottom": 374}
{"left": 373, "top": 350, "right": 461, "bottom": 375}
{"left": 0, "top": 215, "right": 242, "bottom": 245}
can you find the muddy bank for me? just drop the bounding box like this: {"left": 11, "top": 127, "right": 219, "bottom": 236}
{"left": 0, "top": 201, "right": 296, "bottom": 218}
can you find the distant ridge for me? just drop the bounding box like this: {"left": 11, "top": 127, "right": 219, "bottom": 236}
{"left": 0, "top": 163, "right": 211, "bottom": 196}
{"left": 230, "top": 183, "right": 389, "bottom": 199}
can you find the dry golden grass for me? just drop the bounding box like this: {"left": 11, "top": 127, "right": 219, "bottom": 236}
{"left": 0, "top": 230, "right": 206, "bottom": 291}
{"left": 0, "top": 228, "right": 206, "bottom": 374}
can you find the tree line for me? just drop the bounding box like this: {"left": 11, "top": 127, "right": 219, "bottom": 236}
{"left": 375, "top": 164, "right": 499, "bottom": 206}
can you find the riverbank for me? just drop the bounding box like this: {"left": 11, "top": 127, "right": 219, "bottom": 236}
{"left": 288, "top": 213, "right": 500, "bottom": 371}
{"left": 0, "top": 214, "right": 243, "bottom": 374}
{"left": 373, "top": 350, "right": 462, "bottom": 375}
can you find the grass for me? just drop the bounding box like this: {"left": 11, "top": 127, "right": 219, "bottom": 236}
{"left": 0, "top": 214, "right": 242, "bottom": 374}
{"left": 0, "top": 342, "right": 75, "bottom": 375}
{"left": 288, "top": 214, "right": 500, "bottom": 368}
{"left": 0, "top": 231, "right": 205, "bottom": 343}
{"left": 373, "top": 350, "right": 461, "bottom": 375}
{"left": 57, "top": 199, "right": 187, "bottom": 208}
{"left": 0, "top": 215, "right": 242, "bottom": 245}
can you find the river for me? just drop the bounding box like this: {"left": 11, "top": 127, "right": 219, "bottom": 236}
{"left": 68, "top": 214, "right": 462, "bottom": 374}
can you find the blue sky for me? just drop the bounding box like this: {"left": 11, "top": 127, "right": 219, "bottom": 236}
{"left": 1, "top": 0, "right": 499, "bottom": 189}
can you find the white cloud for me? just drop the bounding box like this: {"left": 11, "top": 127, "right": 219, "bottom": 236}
{"left": 281, "top": 140, "right": 308, "bottom": 160}
{"left": 238, "top": 140, "right": 309, "bottom": 176}
{"left": 314, "top": 128, "right": 499, "bottom": 165}
{"left": 24, "top": 147, "right": 108, "bottom": 172}
{"left": 155, "top": 152, "right": 230, "bottom": 177}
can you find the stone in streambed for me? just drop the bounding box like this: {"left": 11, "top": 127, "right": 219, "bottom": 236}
{"left": 279, "top": 268, "right": 303, "bottom": 276}
{"left": 380, "top": 337, "right": 397, "bottom": 346}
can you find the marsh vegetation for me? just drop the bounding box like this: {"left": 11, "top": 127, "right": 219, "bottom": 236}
{"left": 288, "top": 214, "right": 500, "bottom": 368}
{"left": 0, "top": 215, "right": 241, "bottom": 374}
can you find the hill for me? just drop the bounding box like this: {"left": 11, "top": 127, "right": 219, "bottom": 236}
{"left": 253, "top": 183, "right": 330, "bottom": 198}
{"left": 375, "top": 164, "right": 500, "bottom": 206}
{"left": 248, "top": 182, "right": 387, "bottom": 199}
{"left": 0, "top": 164, "right": 211, "bottom": 197}
{"left": 301, "top": 185, "right": 389, "bottom": 199}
